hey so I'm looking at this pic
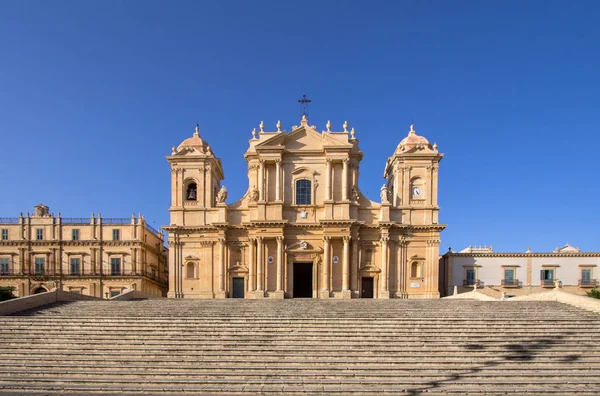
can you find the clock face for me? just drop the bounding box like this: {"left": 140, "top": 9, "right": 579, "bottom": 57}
{"left": 412, "top": 187, "right": 422, "bottom": 197}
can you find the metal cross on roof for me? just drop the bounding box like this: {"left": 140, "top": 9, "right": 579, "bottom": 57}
{"left": 298, "top": 94, "right": 311, "bottom": 117}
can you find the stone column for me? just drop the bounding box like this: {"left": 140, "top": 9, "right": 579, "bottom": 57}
{"left": 350, "top": 234, "right": 359, "bottom": 294}
{"left": 258, "top": 160, "right": 265, "bottom": 202}
{"left": 218, "top": 237, "right": 225, "bottom": 293}
{"left": 206, "top": 165, "right": 213, "bottom": 208}
{"left": 275, "top": 160, "right": 281, "bottom": 202}
{"left": 248, "top": 238, "right": 256, "bottom": 292}
{"left": 321, "top": 236, "right": 330, "bottom": 298}
{"left": 342, "top": 236, "right": 351, "bottom": 297}
{"left": 256, "top": 237, "right": 263, "bottom": 291}
{"left": 380, "top": 235, "right": 390, "bottom": 298}
{"left": 342, "top": 158, "right": 349, "bottom": 201}
{"left": 276, "top": 236, "right": 284, "bottom": 294}
{"left": 393, "top": 164, "right": 400, "bottom": 207}
{"left": 198, "top": 166, "right": 205, "bottom": 207}
{"left": 325, "top": 159, "right": 332, "bottom": 201}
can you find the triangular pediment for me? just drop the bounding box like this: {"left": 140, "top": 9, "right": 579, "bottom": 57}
{"left": 255, "top": 126, "right": 352, "bottom": 151}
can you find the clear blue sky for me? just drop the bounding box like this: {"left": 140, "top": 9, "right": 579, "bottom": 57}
{"left": 1, "top": 1, "right": 599, "bottom": 252}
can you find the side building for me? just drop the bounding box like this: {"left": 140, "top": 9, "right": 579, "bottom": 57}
{"left": 440, "top": 244, "right": 599, "bottom": 297}
{"left": 164, "top": 118, "right": 445, "bottom": 299}
{"left": 0, "top": 204, "right": 168, "bottom": 298}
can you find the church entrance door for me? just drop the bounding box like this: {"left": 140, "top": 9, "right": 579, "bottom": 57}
{"left": 361, "top": 277, "right": 374, "bottom": 298}
{"left": 293, "top": 263, "right": 313, "bottom": 298}
{"left": 232, "top": 278, "right": 245, "bottom": 298}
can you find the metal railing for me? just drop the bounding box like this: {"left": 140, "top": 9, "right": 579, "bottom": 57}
{"left": 100, "top": 218, "right": 132, "bottom": 225}
{"left": 61, "top": 218, "right": 90, "bottom": 225}
{"left": 578, "top": 279, "right": 598, "bottom": 287}
{"left": 145, "top": 223, "right": 159, "bottom": 236}
{"left": 501, "top": 279, "right": 522, "bottom": 287}
{"left": 0, "top": 218, "right": 19, "bottom": 224}
{"left": 541, "top": 280, "right": 556, "bottom": 287}
{"left": 463, "top": 279, "right": 483, "bottom": 287}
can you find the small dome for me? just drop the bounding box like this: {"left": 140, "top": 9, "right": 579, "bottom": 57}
{"left": 177, "top": 124, "right": 212, "bottom": 155}
{"left": 396, "top": 125, "right": 433, "bottom": 152}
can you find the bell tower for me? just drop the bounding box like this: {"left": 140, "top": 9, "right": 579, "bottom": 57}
{"left": 384, "top": 124, "right": 442, "bottom": 225}
{"left": 166, "top": 123, "right": 225, "bottom": 227}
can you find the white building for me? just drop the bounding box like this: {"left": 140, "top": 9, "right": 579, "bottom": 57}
{"left": 440, "top": 244, "right": 599, "bottom": 297}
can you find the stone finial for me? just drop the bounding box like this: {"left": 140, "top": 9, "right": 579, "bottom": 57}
{"left": 259, "top": 121, "right": 265, "bottom": 132}
{"left": 171, "top": 146, "right": 177, "bottom": 155}
{"left": 409, "top": 124, "right": 416, "bottom": 134}
{"left": 194, "top": 123, "right": 200, "bottom": 137}
{"left": 207, "top": 146, "right": 213, "bottom": 155}
{"left": 433, "top": 142, "right": 437, "bottom": 151}
{"left": 343, "top": 120, "right": 349, "bottom": 132}
{"left": 301, "top": 114, "right": 308, "bottom": 126}
{"left": 252, "top": 128, "right": 257, "bottom": 139}
{"left": 526, "top": 247, "right": 532, "bottom": 253}
{"left": 350, "top": 127, "right": 356, "bottom": 139}
{"left": 453, "top": 285, "right": 458, "bottom": 296}
{"left": 276, "top": 120, "right": 282, "bottom": 132}
{"left": 326, "top": 120, "right": 331, "bottom": 132}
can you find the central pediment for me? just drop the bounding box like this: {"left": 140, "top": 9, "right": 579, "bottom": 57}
{"left": 255, "top": 125, "right": 353, "bottom": 153}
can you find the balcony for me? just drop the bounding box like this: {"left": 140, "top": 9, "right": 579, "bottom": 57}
{"left": 501, "top": 279, "right": 522, "bottom": 288}
{"left": 578, "top": 279, "right": 598, "bottom": 288}
{"left": 463, "top": 279, "right": 484, "bottom": 287}
{"left": 541, "top": 280, "right": 558, "bottom": 288}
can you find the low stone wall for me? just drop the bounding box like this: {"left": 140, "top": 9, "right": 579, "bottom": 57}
{"left": 511, "top": 290, "right": 600, "bottom": 314}
{"left": 442, "top": 290, "right": 498, "bottom": 301}
{"left": 0, "top": 290, "right": 99, "bottom": 316}
{"left": 109, "top": 289, "right": 161, "bottom": 301}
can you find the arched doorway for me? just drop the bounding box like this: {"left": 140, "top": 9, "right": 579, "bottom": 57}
{"left": 32, "top": 287, "right": 48, "bottom": 294}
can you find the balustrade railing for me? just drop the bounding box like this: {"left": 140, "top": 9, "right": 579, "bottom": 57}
{"left": 463, "top": 279, "right": 483, "bottom": 287}
{"left": 578, "top": 279, "right": 597, "bottom": 287}
{"left": 61, "top": 218, "right": 90, "bottom": 225}
{"left": 0, "top": 218, "right": 19, "bottom": 224}
{"left": 501, "top": 279, "right": 522, "bottom": 287}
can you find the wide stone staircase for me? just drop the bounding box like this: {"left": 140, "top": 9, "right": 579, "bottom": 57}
{"left": 1, "top": 299, "right": 600, "bottom": 395}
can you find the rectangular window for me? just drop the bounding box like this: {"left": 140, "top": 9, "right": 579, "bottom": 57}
{"left": 112, "top": 229, "right": 120, "bottom": 241}
{"left": 152, "top": 268, "right": 157, "bottom": 281}
{"left": 1, "top": 229, "right": 8, "bottom": 240}
{"left": 36, "top": 229, "right": 43, "bottom": 240}
{"left": 110, "top": 290, "right": 121, "bottom": 298}
{"left": 34, "top": 257, "right": 45, "bottom": 275}
{"left": 110, "top": 257, "right": 121, "bottom": 275}
{"left": 72, "top": 229, "right": 80, "bottom": 241}
{"left": 504, "top": 269, "right": 514, "bottom": 281}
{"left": 540, "top": 269, "right": 554, "bottom": 280}
{"left": 295, "top": 180, "right": 312, "bottom": 205}
{"left": 581, "top": 269, "right": 592, "bottom": 285}
{"left": 70, "top": 258, "right": 81, "bottom": 275}
{"left": 0, "top": 258, "right": 9, "bottom": 275}
{"left": 466, "top": 269, "right": 476, "bottom": 282}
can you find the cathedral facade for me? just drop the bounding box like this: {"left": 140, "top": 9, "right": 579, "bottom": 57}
{"left": 164, "top": 116, "right": 444, "bottom": 299}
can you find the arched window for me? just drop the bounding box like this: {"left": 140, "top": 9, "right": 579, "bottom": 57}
{"left": 411, "top": 261, "right": 422, "bottom": 278}
{"left": 186, "top": 262, "right": 195, "bottom": 279}
{"left": 296, "top": 179, "right": 311, "bottom": 205}
{"left": 186, "top": 183, "right": 197, "bottom": 201}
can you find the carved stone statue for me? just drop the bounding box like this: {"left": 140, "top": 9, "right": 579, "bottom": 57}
{"left": 249, "top": 185, "right": 259, "bottom": 202}
{"left": 380, "top": 184, "right": 389, "bottom": 204}
{"left": 351, "top": 187, "right": 360, "bottom": 203}
{"left": 216, "top": 185, "right": 228, "bottom": 203}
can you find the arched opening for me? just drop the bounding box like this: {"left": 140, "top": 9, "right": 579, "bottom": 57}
{"left": 186, "top": 182, "right": 197, "bottom": 201}
{"left": 295, "top": 179, "right": 312, "bottom": 205}
{"left": 411, "top": 261, "right": 422, "bottom": 278}
{"left": 186, "top": 262, "right": 195, "bottom": 279}
{"left": 410, "top": 177, "right": 425, "bottom": 199}
{"left": 32, "top": 287, "right": 48, "bottom": 294}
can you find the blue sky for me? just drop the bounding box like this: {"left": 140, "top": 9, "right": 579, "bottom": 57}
{"left": 1, "top": 1, "right": 599, "bottom": 252}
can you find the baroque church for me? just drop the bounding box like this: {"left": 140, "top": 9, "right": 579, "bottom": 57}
{"left": 163, "top": 115, "right": 444, "bottom": 299}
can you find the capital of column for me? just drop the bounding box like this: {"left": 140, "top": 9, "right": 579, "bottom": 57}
{"left": 276, "top": 236, "right": 284, "bottom": 243}
{"left": 380, "top": 235, "right": 390, "bottom": 243}
{"left": 343, "top": 235, "right": 351, "bottom": 243}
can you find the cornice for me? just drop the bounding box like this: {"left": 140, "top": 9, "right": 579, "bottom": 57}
{"left": 445, "top": 252, "right": 600, "bottom": 258}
